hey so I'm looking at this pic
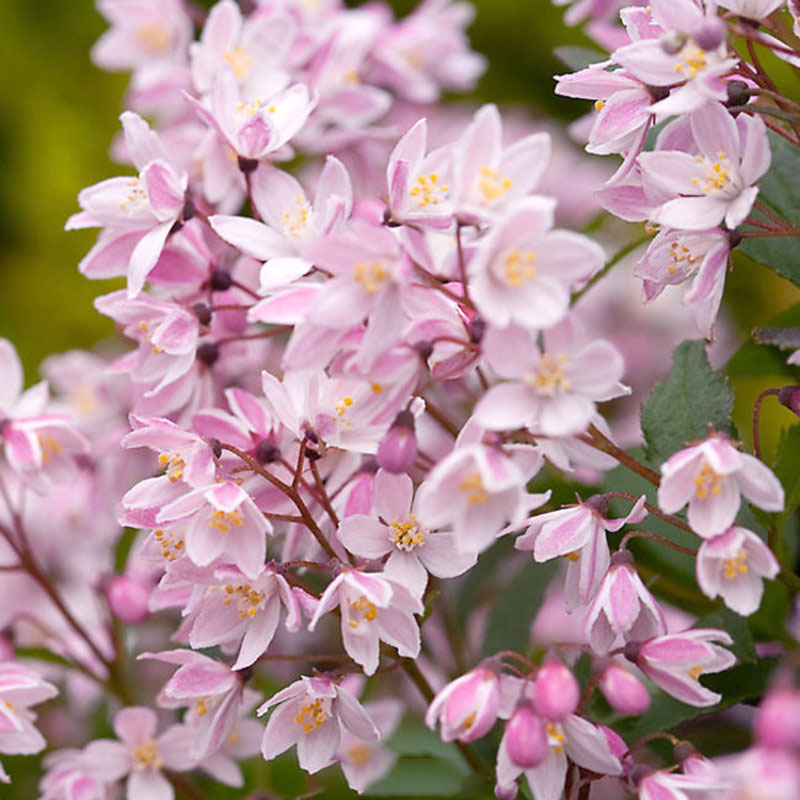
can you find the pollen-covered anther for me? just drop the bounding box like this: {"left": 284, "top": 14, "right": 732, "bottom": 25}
{"left": 348, "top": 595, "right": 378, "bottom": 628}
{"left": 222, "top": 583, "right": 266, "bottom": 618}
{"left": 135, "top": 22, "right": 171, "bottom": 53}
{"left": 132, "top": 739, "right": 163, "bottom": 771}
{"left": 500, "top": 248, "right": 537, "bottom": 287}
{"left": 158, "top": 452, "right": 186, "bottom": 482}
{"left": 693, "top": 462, "right": 725, "bottom": 500}
{"left": 546, "top": 722, "right": 566, "bottom": 754}
{"left": 38, "top": 436, "right": 62, "bottom": 464}
{"left": 294, "top": 699, "right": 329, "bottom": 734}
{"left": 280, "top": 196, "right": 312, "bottom": 238}
{"left": 476, "top": 165, "right": 512, "bottom": 203}
{"left": 223, "top": 45, "right": 255, "bottom": 79}
{"left": 459, "top": 472, "right": 489, "bottom": 505}
{"left": 721, "top": 549, "right": 748, "bottom": 580}
{"left": 390, "top": 515, "right": 425, "bottom": 550}
{"left": 524, "top": 354, "right": 571, "bottom": 396}
{"left": 353, "top": 260, "right": 390, "bottom": 294}
{"left": 409, "top": 173, "right": 449, "bottom": 208}
{"left": 153, "top": 528, "right": 185, "bottom": 561}
{"left": 208, "top": 509, "right": 244, "bottom": 532}
{"left": 673, "top": 41, "right": 708, "bottom": 78}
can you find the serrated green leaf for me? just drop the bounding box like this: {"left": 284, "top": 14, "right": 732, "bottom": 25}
{"left": 641, "top": 340, "right": 735, "bottom": 465}
{"left": 480, "top": 558, "right": 557, "bottom": 657}
{"left": 739, "top": 131, "right": 800, "bottom": 286}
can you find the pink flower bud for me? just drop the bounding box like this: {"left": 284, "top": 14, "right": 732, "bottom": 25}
{"left": 693, "top": 17, "right": 727, "bottom": 51}
{"left": 505, "top": 704, "right": 548, "bottom": 768}
{"left": 376, "top": 410, "right": 417, "bottom": 474}
{"left": 534, "top": 661, "right": 579, "bottom": 721}
{"left": 754, "top": 688, "right": 800, "bottom": 749}
{"left": 426, "top": 665, "right": 500, "bottom": 743}
{"left": 599, "top": 664, "right": 651, "bottom": 716}
{"left": 778, "top": 386, "right": 800, "bottom": 417}
{"left": 107, "top": 575, "right": 150, "bottom": 624}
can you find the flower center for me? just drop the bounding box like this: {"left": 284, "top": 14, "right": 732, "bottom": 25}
{"left": 153, "top": 528, "right": 185, "bottom": 562}
{"left": 223, "top": 45, "right": 255, "bottom": 80}
{"left": 524, "top": 354, "right": 571, "bottom": 396}
{"left": 223, "top": 583, "right": 266, "bottom": 618}
{"left": 353, "top": 261, "right": 390, "bottom": 294}
{"left": 135, "top": 22, "right": 171, "bottom": 54}
{"left": 691, "top": 152, "right": 732, "bottom": 196}
{"left": 347, "top": 743, "right": 372, "bottom": 765}
{"left": 158, "top": 452, "right": 185, "bottom": 482}
{"left": 546, "top": 722, "right": 566, "bottom": 754}
{"left": 498, "top": 248, "right": 537, "bottom": 288}
{"left": 195, "top": 698, "right": 208, "bottom": 716}
{"left": 208, "top": 509, "right": 244, "bottom": 532}
{"left": 294, "top": 698, "right": 330, "bottom": 735}
{"left": 688, "top": 664, "right": 704, "bottom": 681}
{"left": 133, "top": 740, "right": 162, "bottom": 771}
{"left": 118, "top": 178, "right": 148, "bottom": 213}
{"left": 409, "top": 173, "right": 449, "bottom": 208}
{"left": 475, "top": 165, "right": 512, "bottom": 204}
{"left": 390, "top": 515, "right": 425, "bottom": 551}
{"left": 674, "top": 42, "right": 708, "bottom": 79}
{"left": 280, "top": 196, "right": 312, "bottom": 239}
{"left": 693, "top": 463, "right": 725, "bottom": 501}
{"left": 347, "top": 595, "right": 378, "bottom": 628}
{"left": 459, "top": 472, "right": 489, "bottom": 505}
{"left": 667, "top": 239, "right": 700, "bottom": 276}
{"left": 38, "top": 436, "right": 62, "bottom": 464}
{"left": 721, "top": 549, "right": 748, "bottom": 580}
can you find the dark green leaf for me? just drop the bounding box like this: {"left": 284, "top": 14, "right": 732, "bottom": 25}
{"left": 480, "top": 558, "right": 557, "bottom": 657}
{"left": 366, "top": 758, "right": 473, "bottom": 798}
{"left": 641, "top": 340, "right": 735, "bottom": 465}
{"left": 773, "top": 424, "right": 800, "bottom": 515}
{"left": 694, "top": 607, "right": 756, "bottom": 663}
{"left": 739, "top": 131, "right": 800, "bottom": 286}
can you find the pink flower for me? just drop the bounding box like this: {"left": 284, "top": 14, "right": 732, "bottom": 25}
{"left": 696, "top": 526, "right": 779, "bottom": 616}
{"left": 635, "top": 628, "right": 736, "bottom": 707}
{"left": 717, "top": 0, "right": 786, "bottom": 18}
{"left": 612, "top": 1, "right": 737, "bottom": 117}
{"left": 210, "top": 157, "right": 352, "bottom": 292}
{"left": 636, "top": 227, "right": 731, "bottom": 338}
{"left": 308, "top": 569, "right": 422, "bottom": 675}
{"left": 467, "top": 198, "right": 604, "bottom": 330}
{"left": 140, "top": 650, "right": 243, "bottom": 759}
{"left": 185, "top": 66, "right": 316, "bottom": 161}
{"left": 337, "top": 470, "right": 476, "bottom": 597}
{"left": 186, "top": 563, "right": 301, "bottom": 668}
{"left": 658, "top": 434, "right": 784, "bottom": 537}
{"left": 385, "top": 118, "right": 454, "bottom": 229}
{"left": 452, "top": 104, "right": 551, "bottom": 225}
{"left": 715, "top": 746, "right": 800, "bottom": 799}
{"left": 496, "top": 712, "right": 622, "bottom": 800}
{"left": 583, "top": 552, "right": 667, "bottom": 653}
{"left": 156, "top": 481, "right": 272, "bottom": 578}
{"left": 86, "top": 706, "right": 196, "bottom": 800}
{"left": 415, "top": 433, "right": 548, "bottom": 554}
{"left": 516, "top": 495, "right": 647, "bottom": 610}
{"left": 475, "top": 322, "right": 629, "bottom": 438}
{"left": 754, "top": 688, "right": 800, "bottom": 750}
{"left": 92, "top": 0, "right": 192, "bottom": 73}
{"left": 67, "top": 112, "right": 188, "bottom": 296}
{"left": 534, "top": 662, "right": 580, "bottom": 722}
{"left": 639, "top": 101, "right": 770, "bottom": 231}
{"left": 638, "top": 763, "right": 727, "bottom": 800}
{"left": 257, "top": 674, "right": 379, "bottom": 774}
{"left": 425, "top": 664, "right": 500, "bottom": 743}
{"left": 0, "top": 662, "right": 58, "bottom": 784}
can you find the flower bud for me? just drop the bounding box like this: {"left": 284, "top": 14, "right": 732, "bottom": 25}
{"left": 534, "top": 661, "right": 579, "bottom": 721}
{"left": 599, "top": 664, "right": 651, "bottom": 716}
{"left": 425, "top": 664, "right": 500, "bottom": 743}
{"left": 660, "top": 30, "right": 688, "bottom": 55}
{"left": 778, "top": 386, "right": 800, "bottom": 417}
{"left": 693, "top": 17, "right": 726, "bottom": 51}
{"left": 505, "top": 704, "right": 548, "bottom": 768}
{"left": 376, "top": 410, "right": 417, "bottom": 474}
{"left": 754, "top": 688, "right": 800, "bottom": 749}
{"left": 106, "top": 575, "right": 150, "bottom": 624}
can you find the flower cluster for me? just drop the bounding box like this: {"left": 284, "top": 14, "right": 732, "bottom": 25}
{"left": 1, "top": 1, "right": 800, "bottom": 799}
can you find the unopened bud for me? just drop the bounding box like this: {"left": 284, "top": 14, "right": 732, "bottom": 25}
{"left": 237, "top": 156, "right": 258, "bottom": 174}
{"left": 210, "top": 269, "right": 233, "bottom": 292}
{"left": 534, "top": 661, "right": 579, "bottom": 721}
{"left": 505, "top": 704, "right": 548, "bottom": 768}
{"left": 192, "top": 302, "right": 212, "bottom": 326}
{"left": 778, "top": 386, "right": 800, "bottom": 417}
{"left": 255, "top": 439, "right": 281, "bottom": 463}
{"left": 376, "top": 410, "right": 417, "bottom": 474}
{"left": 107, "top": 575, "right": 150, "bottom": 624}
{"left": 196, "top": 342, "right": 220, "bottom": 367}
{"left": 693, "top": 17, "right": 726, "bottom": 51}
{"left": 599, "top": 664, "right": 651, "bottom": 716}
{"left": 726, "top": 80, "right": 751, "bottom": 108}
{"left": 610, "top": 548, "right": 635, "bottom": 566}
{"left": 469, "top": 316, "right": 486, "bottom": 344}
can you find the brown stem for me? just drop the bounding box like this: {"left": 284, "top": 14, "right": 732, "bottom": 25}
{"left": 309, "top": 458, "right": 340, "bottom": 528}
{"left": 455, "top": 223, "right": 473, "bottom": 305}
{"left": 619, "top": 529, "right": 698, "bottom": 556}
{"left": 422, "top": 399, "right": 460, "bottom": 438}
{"left": 753, "top": 388, "right": 780, "bottom": 460}
{"left": 604, "top": 492, "right": 694, "bottom": 534}
{"left": 581, "top": 425, "right": 661, "bottom": 487}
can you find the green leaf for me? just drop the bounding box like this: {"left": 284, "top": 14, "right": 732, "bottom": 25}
{"left": 553, "top": 45, "right": 605, "bottom": 71}
{"left": 480, "top": 558, "right": 557, "bottom": 657}
{"left": 641, "top": 340, "right": 735, "bottom": 465}
{"left": 694, "top": 607, "right": 756, "bottom": 663}
{"left": 366, "top": 758, "right": 474, "bottom": 798}
{"left": 739, "top": 131, "right": 800, "bottom": 286}
{"left": 773, "top": 424, "right": 800, "bottom": 516}
{"left": 726, "top": 301, "right": 800, "bottom": 380}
